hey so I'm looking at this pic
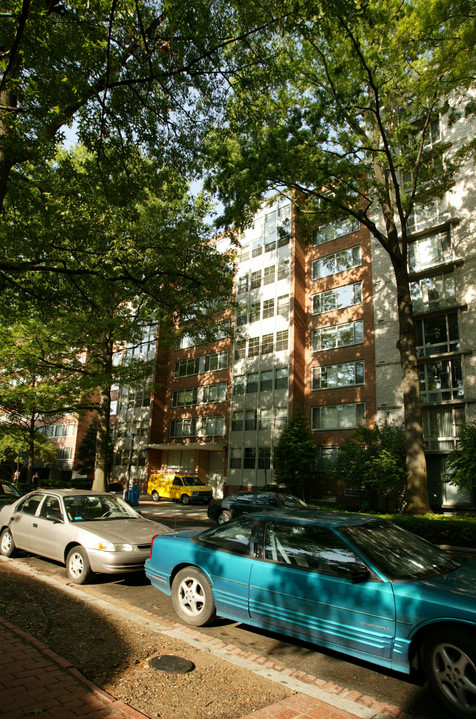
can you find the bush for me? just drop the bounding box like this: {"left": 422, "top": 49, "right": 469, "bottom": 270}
{"left": 380, "top": 512, "right": 476, "bottom": 548}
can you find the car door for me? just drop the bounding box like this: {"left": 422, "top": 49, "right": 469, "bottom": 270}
{"left": 6, "top": 493, "right": 45, "bottom": 551}
{"left": 30, "top": 495, "right": 66, "bottom": 561}
{"left": 197, "top": 517, "right": 258, "bottom": 621}
{"left": 248, "top": 519, "right": 396, "bottom": 660}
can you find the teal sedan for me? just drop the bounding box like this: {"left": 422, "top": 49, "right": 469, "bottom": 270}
{"left": 145, "top": 509, "right": 476, "bottom": 719}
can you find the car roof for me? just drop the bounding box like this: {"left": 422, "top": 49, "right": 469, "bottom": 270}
{"left": 239, "top": 508, "right": 379, "bottom": 528}
{"left": 26, "top": 489, "right": 108, "bottom": 497}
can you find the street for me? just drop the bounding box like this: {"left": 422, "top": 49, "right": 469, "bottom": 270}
{"left": 10, "top": 500, "right": 450, "bottom": 719}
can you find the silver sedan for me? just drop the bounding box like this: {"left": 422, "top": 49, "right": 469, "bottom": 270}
{"left": 0, "top": 489, "right": 169, "bottom": 584}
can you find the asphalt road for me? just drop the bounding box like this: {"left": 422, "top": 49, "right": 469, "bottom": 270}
{"left": 10, "top": 500, "right": 451, "bottom": 719}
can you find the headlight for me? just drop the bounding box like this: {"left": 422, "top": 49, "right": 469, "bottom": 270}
{"left": 97, "top": 542, "right": 136, "bottom": 552}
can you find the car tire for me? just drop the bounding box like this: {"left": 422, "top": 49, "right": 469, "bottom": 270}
{"left": 0, "top": 528, "right": 17, "bottom": 557}
{"left": 151, "top": 490, "right": 160, "bottom": 502}
{"left": 171, "top": 567, "right": 216, "bottom": 627}
{"left": 181, "top": 494, "right": 190, "bottom": 505}
{"left": 421, "top": 626, "right": 476, "bottom": 718}
{"left": 218, "top": 510, "right": 232, "bottom": 524}
{"left": 66, "top": 546, "right": 93, "bottom": 585}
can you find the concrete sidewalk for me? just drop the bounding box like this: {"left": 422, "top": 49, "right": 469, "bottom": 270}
{"left": 0, "top": 615, "right": 378, "bottom": 719}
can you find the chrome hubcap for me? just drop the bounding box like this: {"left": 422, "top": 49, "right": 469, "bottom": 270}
{"left": 178, "top": 578, "right": 204, "bottom": 616}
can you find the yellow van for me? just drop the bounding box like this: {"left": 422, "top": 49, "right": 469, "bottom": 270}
{"left": 147, "top": 473, "right": 213, "bottom": 505}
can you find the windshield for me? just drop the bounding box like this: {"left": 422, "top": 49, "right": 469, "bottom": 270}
{"left": 277, "top": 494, "right": 307, "bottom": 507}
{"left": 63, "top": 495, "right": 140, "bottom": 522}
{"left": 341, "top": 520, "right": 462, "bottom": 580}
{"left": 181, "top": 476, "right": 204, "bottom": 487}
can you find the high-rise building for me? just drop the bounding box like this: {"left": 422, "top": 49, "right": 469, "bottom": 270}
{"left": 111, "top": 107, "right": 475, "bottom": 511}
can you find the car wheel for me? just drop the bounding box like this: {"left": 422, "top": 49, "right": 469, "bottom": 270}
{"left": 66, "top": 546, "right": 93, "bottom": 585}
{"left": 181, "top": 494, "right": 190, "bottom": 505}
{"left": 171, "top": 567, "right": 216, "bottom": 627}
{"left": 218, "top": 510, "right": 232, "bottom": 524}
{"left": 422, "top": 627, "right": 476, "bottom": 718}
{"left": 151, "top": 490, "right": 160, "bottom": 502}
{"left": 0, "top": 528, "right": 17, "bottom": 557}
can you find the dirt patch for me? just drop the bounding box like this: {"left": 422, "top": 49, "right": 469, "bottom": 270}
{"left": 0, "top": 562, "right": 291, "bottom": 719}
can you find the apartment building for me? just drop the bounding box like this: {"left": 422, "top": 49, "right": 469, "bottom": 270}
{"left": 110, "top": 107, "right": 475, "bottom": 509}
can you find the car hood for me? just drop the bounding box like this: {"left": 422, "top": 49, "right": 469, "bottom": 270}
{"left": 416, "top": 558, "right": 476, "bottom": 600}
{"left": 79, "top": 518, "right": 161, "bottom": 545}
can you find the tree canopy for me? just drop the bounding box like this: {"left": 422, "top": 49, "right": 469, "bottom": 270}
{"left": 205, "top": 0, "right": 475, "bottom": 513}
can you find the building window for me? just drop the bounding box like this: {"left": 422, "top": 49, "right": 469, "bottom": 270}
{"left": 423, "top": 406, "right": 465, "bottom": 451}
{"left": 204, "top": 351, "right": 229, "bottom": 372}
{"left": 262, "top": 333, "right": 274, "bottom": 354}
{"left": 176, "top": 333, "right": 195, "bottom": 350}
{"left": 407, "top": 199, "right": 446, "bottom": 234}
{"left": 263, "top": 265, "right": 275, "bottom": 285}
{"left": 408, "top": 230, "right": 452, "bottom": 272}
{"left": 316, "top": 447, "right": 339, "bottom": 472}
{"left": 312, "top": 282, "right": 362, "bottom": 315}
{"left": 174, "top": 358, "right": 200, "bottom": 378}
{"left": 311, "top": 402, "right": 365, "bottom": 430}
{"left": 172, "top": 387, "right": 198, "bottom": 407}
{"left": 236, "top": 275, "right": 248, "bottom": 294}
{"left": 260, "top": 370, "right": 273, "bottom": 391}
{"left": 232, "top": 411, "right": 244, "bottom": 432}
{"left": 57, "top": 446, "right": 72, "bottom": 460}
{"left": 275, "top": 407, "right": 288, "bottom": 428}
{"left": 245, "top": 410, "right": 257, "bottom": 431}
{"left": 419, "top": 358, "right": 463, "bottom": 403}
{"left": 234, "top": 340, "right": 246, "bottom": 361}
{"left": 246, "top": 372, "right": 259, "bottom": 393}
{"left": 277, "top": 260, "right": 289, "bottom": 281}
{"left": 262, "top": 298, "right": 274, "bottom": 319}
{"left": 235, "top": 309, "right": 247, "bottom": 327}
{"left": 314, "top": 217, "right": 360, "bottom": 246}
{"left": 259, "top": 409, "right": 273, "bottom": 430}
{"left": 170, "top": 419, "right": 196, "bottom": 438}
{"left": 312, "top": 246, "right": 361, "bottom": 280}
{"left": 233, "top": 375, "right": 245, "bottom": 395}
{"left": 275, "top": 367, "right": 289, "bottom": 390}
{"left": 43, "top": 424, "right": 76, "bottom": 437}
{"left": 411, "top": 272, "right": 456, "bottom": 313}
{"left": 312, "top": 320, "right": 364, "bottom": 352}
{"left": 275, "top": 330, "right": 289, "bottom": 352}
{"left": 240, "top": 244, "right": 250, "bottom": 262}
{"left": 204, "top": 416, "right": 226, "bottom": 436}
{"left": 250, "top": 270, "right": 261, "bottom": 290}
{"left": 258, "top": 447, "right": 271, "bottom": 469}
{"left": 244, "top": 448, "right": 256, "bottom": 469}
{"left": 416, "top": 312, "right": 460, "bottom": 357}
{"left": 312, "top": 361, "right": 365, "bottom": 390}
{"left": 248, "top": 337, "right": 260, "bottom": 357}
{"left": 203, "top": 382, "right": 227, "bottom": 403}
{"left": 230, "top": 449, "right": 242, "bottom": 469}
{"left": 250, "top": 302, "right": 260, "bottom": 322}
{"left": 252, "top": 238, "right": 263, "bottom": 257}
{"left": 277, "top": 294, "right": 289, "bottom": 318}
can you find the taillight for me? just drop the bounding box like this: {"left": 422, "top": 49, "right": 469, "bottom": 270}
{"left": 149, "top": 534, "right": 159, "bottom": 557}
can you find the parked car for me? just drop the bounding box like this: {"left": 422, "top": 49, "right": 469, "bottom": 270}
{"left": 0, "top": 489, "right": 169, "bottom": 584}
{"left": 207, "top": 491, "right": 308, "bottom": 524}
{"left": 145, "top": 509, "right": 476, "bottom": 719}
{"left": 147, "top": 473, "right": 213, "bottom": 504}
{"left": 0, "top": 480, "right": 22, "bottom": 509}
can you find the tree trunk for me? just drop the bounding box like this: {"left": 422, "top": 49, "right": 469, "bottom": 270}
{"left": 92, "top": 386, "right": 111, "bottom": 492}
{"left": 393, "top": 259, "right": 432, "bottom": 514}
{"left": 27, "top": 413, "right": 35, "bottom": 483}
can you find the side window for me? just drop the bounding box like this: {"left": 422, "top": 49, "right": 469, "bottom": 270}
{"left": 235, "top": 493, "right": 254, "bottom": 504}
{"left": 264, "top": 521, "right": 361, "bottom": 572}
{"left": 199, "top": 518, "right": 254, "bottom": 555}
{"left": 17, "top": 493, "right": 43, "bottom": 516}
{"left": 173, "top": 478, "right": 183, "bottom": 486}
{"left": 39, "top": 496, "right": 63, "bottom": 522}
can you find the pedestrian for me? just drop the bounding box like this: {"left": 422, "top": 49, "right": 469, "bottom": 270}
{"left": 32, "top": 473, "right": 39, "bottom": 487}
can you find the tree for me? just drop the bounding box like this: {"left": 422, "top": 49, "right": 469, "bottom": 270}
{"left": 274, "top": 410, "right": 316, "bottom": 500}
{"left": 447, "top": 422, "right": 476, "bottom": 503}
{"left": 0, "top": 424, "right": 57, "bottom": 482}
{"left": 331, "top": 423, "right": 407, "bottom": 512}
{"left": 206, "top": 0, "right": 475, "bottom": 513}
{"left": 0, "top": 143, "right": 234, "bottom": 490}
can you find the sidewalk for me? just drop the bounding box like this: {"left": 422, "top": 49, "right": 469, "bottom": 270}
{"left": 0, "top": 616, "right": 370, "bottom": 719}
